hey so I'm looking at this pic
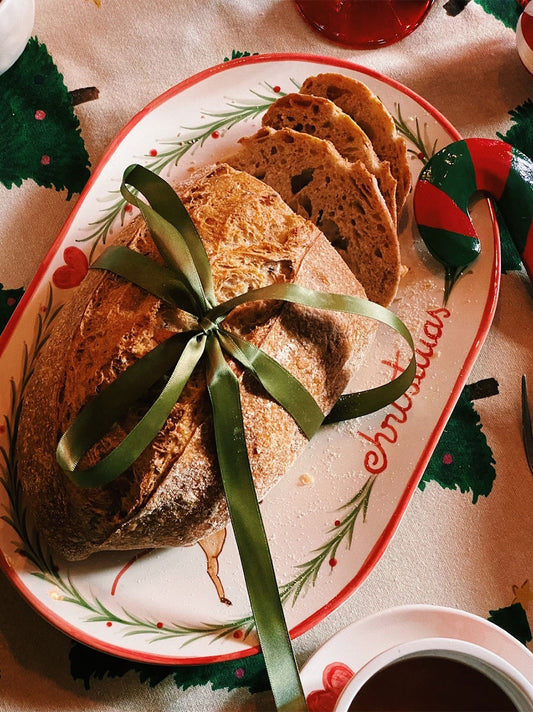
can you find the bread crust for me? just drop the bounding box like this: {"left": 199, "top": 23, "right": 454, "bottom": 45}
{"left": 17, "top": 164, "right": 376, "bottom": 560}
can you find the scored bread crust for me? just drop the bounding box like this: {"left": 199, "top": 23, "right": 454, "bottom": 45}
{"left": 17, "top": 164, "right": 377, "bottom": 561}
{"left": 300, "top": 73, "right": 412, "bottom": 212}
{"left": 262, "top": 92, "right": 398, "bottom": 226}
{"left": 226, "top": 127, "right": 401, "bottom": 307}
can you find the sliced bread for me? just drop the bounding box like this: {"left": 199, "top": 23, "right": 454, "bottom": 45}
{"left": 226, "top": 127, "right": 401, "bottom": 306}
{"left": 300, "top": 73, "right": 411, "bottom": 212}
{"left": 262, "top": 92, "right": 398, "bottom": 226}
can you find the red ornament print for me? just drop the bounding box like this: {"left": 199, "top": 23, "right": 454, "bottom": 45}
{"left": 307, "top": 662, "right": 354, "bottom": 712}
{"left": 52, "top": 246, "right": 89, "bottom": 289}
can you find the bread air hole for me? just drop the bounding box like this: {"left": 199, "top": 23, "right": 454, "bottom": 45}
{"left": 325, "top": 86, "right": 345, "bottom": 101}
{"left": 290, "top": 167, "right": 315, "bottom": 194}
{"left": 297, "top": 194, "right": 313, "bottom": 218}
{"left": 318, "top": 217, "right": 346, "bottom": 249}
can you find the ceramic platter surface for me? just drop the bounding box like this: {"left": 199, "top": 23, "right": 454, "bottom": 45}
{"left": 0, "top": 54, "right": 499, "bottom": 664}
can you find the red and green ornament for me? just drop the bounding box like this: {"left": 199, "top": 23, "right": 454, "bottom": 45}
{"left": 414, "top": 138, "right": 533, "bottom": 301}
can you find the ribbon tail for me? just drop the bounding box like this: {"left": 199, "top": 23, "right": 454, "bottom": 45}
{"left": 208, "top": 283, "right": 416, "bottom": 427}
{"left": 325, "top": 354, "right": 417, "bottom": 423}
{"left": 218, "top": 329, "right": 324, "bottom": 439}
{"left": 205, "top": 336, "right": 307, "bottom": 712}
{"left": 58, "top": 332, "right": 206, "bottom": 487}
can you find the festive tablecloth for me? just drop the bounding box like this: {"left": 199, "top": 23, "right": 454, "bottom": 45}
{"left": 0, "top": 1, "right": 532, "bottom": 710}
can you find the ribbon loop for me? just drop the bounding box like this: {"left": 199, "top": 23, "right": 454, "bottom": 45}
{"left": 92, "top": 244, "right": 197, "bottom": 314}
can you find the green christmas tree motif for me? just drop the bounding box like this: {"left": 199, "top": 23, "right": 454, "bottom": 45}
{"left": 497, "top": 99, "right": 533, "bottom": 162}
{"left": 0, "top": 285, "right": 24, "bottom": 333}
{"left": 495, "top": 99, "right": 533, "bottom": 272}
{"left": 224, "top": 50, "right": 260, "bottom": 62}
{"left": 420, "top": 387, "right": 497, "bottom": 503}
{"left": 473, "top": 0, "right": 521, "bottom": 29}
{"left": 70, "top": 641, "right": 270, "bottom": 695}
{"left": 488, "top": 602, "right": 532, "bottom": 646}
{"left": 0, "top": 37, "right": 90, "bottom": 198}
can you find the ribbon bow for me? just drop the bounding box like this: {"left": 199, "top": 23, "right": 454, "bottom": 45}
{"left": 56, "top": 164, "right": 415, "bottom": 712}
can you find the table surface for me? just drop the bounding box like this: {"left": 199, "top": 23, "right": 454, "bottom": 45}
{"left": 0, "top": 1, "right": 532, "bottom": 710}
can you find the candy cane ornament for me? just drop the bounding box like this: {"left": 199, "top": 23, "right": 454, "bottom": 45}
{"left": 413, "top": 138, "right": 533, "bottom": 302}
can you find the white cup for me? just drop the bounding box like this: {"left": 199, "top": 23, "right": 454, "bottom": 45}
{"left": 0, "top": 0, "right": 35, "bottom": 75}
{"left": 334, "top": 636, "right": 533, "bottom": 712}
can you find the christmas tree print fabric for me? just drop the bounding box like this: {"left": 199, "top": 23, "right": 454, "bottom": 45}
{"left": 1, "top": 0, "right": 532, "bottom": 697}
{"left": 0, "top": 37, "right": 90, "bottom": 198}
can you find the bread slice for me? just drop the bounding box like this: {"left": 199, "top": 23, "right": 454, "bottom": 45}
{"left": 226, "top": 127, "right": 401, "bottom": 306}
{"left": 300, "top": 73, "right": 411, "bottom": 212}
{"left": 17, "top": 163, "right": 376, "bottom": 561}
{"left": 262, "top": 92, "right": 398, "bottom": 226}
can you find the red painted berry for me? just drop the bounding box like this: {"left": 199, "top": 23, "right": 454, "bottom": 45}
{"left": 41, "top": 155, "right": 51, "bottom": 166}
{"left": 233, "top": 629, "right": 243, "bottom": 639}
{"left": 334, "top": 519, "right": 341, "bottom": 527}
{"left": 443, "top": 453, "right": 453, "bottom": 465}
{"left": 211, "top": 130, "right": 220, "bottom": 139}
{"left": 156, "top": 621, "right": 164, "bottom": 629}
{"left": 35, "top": 109, "right": 46, "bottom": 120}
{"left": 329, "top": 557, "right": 338, "bottom": 568}
{"left": 149, "top": 149, "right": 158, "bottom": 156}
{"left": 273, "top": 85, "right": 281, "bottom": 93}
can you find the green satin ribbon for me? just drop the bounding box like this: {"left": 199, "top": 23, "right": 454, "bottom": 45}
{"left": 56, "top": 164, "right": 416, "bottom": 712}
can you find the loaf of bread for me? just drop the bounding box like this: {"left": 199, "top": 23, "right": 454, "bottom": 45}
{"left": 226, "top": 127, "right": 401, "bottom": 306}
{"left": 262, "top": 92, "right": 398, "bottom": 226}
{"left": 17, "top": 163, "right": 376, "bottom": 561}
{"left": 300, "top": 73, "right": 412, "bottom": 212}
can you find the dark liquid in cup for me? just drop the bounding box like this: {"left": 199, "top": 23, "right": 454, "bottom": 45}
{"left": 348, "top": 655, "right": 519, "bottom": 711}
